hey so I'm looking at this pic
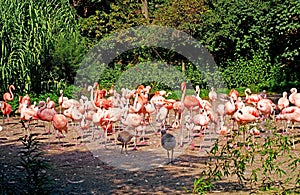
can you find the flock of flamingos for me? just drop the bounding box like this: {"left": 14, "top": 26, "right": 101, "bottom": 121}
{"left": 0, "top": 82, "right": 299, "bottom": 152}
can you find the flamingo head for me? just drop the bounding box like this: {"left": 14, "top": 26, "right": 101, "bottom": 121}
{"left": 10, "top": 85, "right": 15, "bottom": 90}
{"left": 290, "top": 88, "right": 297, "bottom": 94}
{"left": 195, "top": 85, "right": 200, "bottom": 93}
{"left": 245, "top": 88, "right": 252, "bottom": 95}
{"left": 38, "top": 101, "right": 45, "bottom": 109}
{"left": 283, "top": 91, "right": 287, "bottom": 97}
{"left": 87, "top": 85, "right": 93, "bottom": 91}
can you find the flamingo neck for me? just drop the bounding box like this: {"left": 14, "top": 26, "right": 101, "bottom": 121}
{"left": 181, "top": 85, "right": 186, "bottom": 104}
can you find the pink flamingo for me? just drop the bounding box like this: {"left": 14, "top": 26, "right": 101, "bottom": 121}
{"left": 19, "top": 104, "right": 39, "bottom": 135}
{"left": 52, "top": 114, "right": 68, "bottom": 149}
{"left": 235, "top": 97, "right": 245, "bottom": 110}
{"left": 79, "top": 115, "right": 90, "bottom": 144}
{"left": 37, "top": 101, "right": 57, "bottom": 128}
{"left": 64, "top": 105, "right": 83, "bottom": 145}
{"left": 58, "top": 90, "right": 68, "bottom": 113}
{"left": 3, "top": 85, "right": 15, "bottom": 102}
{"left": 18, "top": 95, "right": 31, "bottom": 111}
{"left": 181, "top": 82, "right": 202, "bottom": 115}
{"left": 172, "top": 101, "right": 183, "bottom": 129}
{"left": 277, "top": 91, "right": 289, "bottom": 111}
{"left": 46, "top": 97, "right": 55, "bottom": 110}
{"left": 229, "top": 89, "right": 239, "bottom": 102}
{"left": 257, "top": 98, "right": 274, "bottom": 120}
{"left": 156, "top": 106, "right": 169, "bottom": 131}
{"left": 275, "top": 111, "right": 300, "bottom": 149}
{"left": 277, "top": 106, "right": 300, "bottom": 135}
{"left": 209, "top": 87, "right": 217, "bottom": 102}
{"left": 189, "top": 109, "right": 210, "bottom": 151}
{"left": 245, "top": 88, "right": 262, "bottom": 106}
{"left": 62, "top": 99, "right": 80, "bottom": 110}
{"left": 150, "top": 90, "right": 169, "bottom": 113}
{"left": 233, "top": 107, "right": 260, "bottom": 142}
{"left": 224, "top": 96, "right": 237, "bottom": 130}
{"left": 0, "top": 101, "right": 12, "bottom": 124}
{"left": 104, "top": 107, "right": 126, "bottom": 145}
{"left": 37, "top": 101, "right": 57, "bottom": 146}
{"left": 163, "top": 99, "right": 176, "bottom": 126}
{"left": 289, "top": 88, "right": 300, "bottom": 107}
{"left": 195, "top": 86, "right": 212, "bottom": 111}
{"left": 178, "top": 82, "right": 202, "bottom": 146}
{"left": 92, "top": 107, "right": 105, "bottom": 139}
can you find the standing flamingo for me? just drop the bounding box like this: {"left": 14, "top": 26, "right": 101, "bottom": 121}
{"left": 3, "top": 85, "right": 15, "bottom": 102}
{"left": 52, "top": 114, "right": 68, "bottom": 149}
{"left": 64, "top": 105, "right": 83, "bottom": 145}
{"left": 275, "top": 110, "right": 300, "bottom": 149}
{"left": 189, "top": 109, "right": 210, "bottom": 151}
{"left": 195, "top": 86, "right": 212, "bottom": 111}
{"left": 58, "top": 90, "right": 68, "bottom": 113}
{"left": 229, "top": 89, "right": 239, "bottom": 102}
{"left": 46, "top": 97, "right": 55, "bottom": 110}
{"left": 181, "top": 82, "right": 202, "bottom": 115}
{"left": 37, "top": 101, "right": 57, "bottom": 131}
{"left": 289, "top": 88, "right": 300, "bottom": 107}
{"left": 172, "top": 101, "right": 183, "bottom": 129}
{"left": 233, "top": 107, "right": 260, "bottom": 142}
{"left": 245, "top": 88, "right": 262, "bottom": 106}
{"left": 37, "top": 101, "right": 57, "bottom": 147}
{"left": 277, "top": 91, "right": 289, "bottom": 111}
{"left": 19, "top": 104, "right": 39, "bottom": 135}
{"left": 121, "top": 108, "right": 144, "bottom": 150}
{"left": 224, "top": 96, "right": 237, "bottom": 130}
{"left": 179, "top": 82, "right": 202, "bottom": 146}
{"left": 209, "top": 87, "right": 218, "bottom": 102}
{"left": 0, "top": 101, "right": 12, "bottom": 124}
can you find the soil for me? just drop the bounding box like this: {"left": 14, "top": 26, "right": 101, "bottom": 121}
{"left": 0, "top": 115, "right": 299, "bottom": 194}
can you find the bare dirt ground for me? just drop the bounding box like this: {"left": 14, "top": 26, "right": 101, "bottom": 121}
{"left": 0, "top": 115, "right": 299, "bottom": 194}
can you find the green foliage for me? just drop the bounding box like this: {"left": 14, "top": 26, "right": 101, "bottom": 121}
{"left": 221, "top": 52, "right": 276, "bottom": 90}
{"left": 0, "top": 0, "right": 87, "bottom": 95}
{"left": 195, "top": 123, "right": 300, "bottom": 194}
{"left": 192, "top": 177, "right": 213, "bottom": 195}
{"left": 80, "top": 0, "right": 149, "bottom": 39}
{"left": 1, "top": 0, "right": 300, "bottom": 95}
{"left": 153, "top": 0, "right": 207, "bottom": 37}
{"left": 198, "top": 0, "right": 300, "bottom": 91}
{"left": 16, "top": 134, "right": 52, "bottom": 194}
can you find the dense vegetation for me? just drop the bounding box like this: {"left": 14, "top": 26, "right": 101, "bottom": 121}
{"left": 0, "top": 0, "right": 299, "bottom": 97}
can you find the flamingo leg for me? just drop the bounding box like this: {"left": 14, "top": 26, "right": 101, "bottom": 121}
{"left": 113, "top": 122, "right": 117, "bottom": 146}
{"left": 132, "top": 128, "right": 138, "bottom": 150}
{"left": 179, "top": 114, "right": 184, "bottom": 147}
{"left": 199, "top": 127, "right": 204, "bottom": 152}
{"left": 190, "top": 125, "right": 195, "bottom": 150}
{"left": 291, "top": 123, "right": 295, "bottom": 149}
{"left": 166, "top": 150, "right": 170, "bottom": 164}
{"left": 6, "top": 114, "right": 10, "bottom": 123}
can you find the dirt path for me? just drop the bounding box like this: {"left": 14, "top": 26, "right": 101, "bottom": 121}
{"left": 1, "top": 116, "right": 299, "bottom": 194}
{"left": 0, "top": 116, "right": 219, "bottom": 194}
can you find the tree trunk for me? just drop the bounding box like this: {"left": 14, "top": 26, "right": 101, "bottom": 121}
{"left": 140, "top": 0, "right": 149, "bottom": 19}
{"left": 182, "top": 61, "right": 185, "bottom": 73}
